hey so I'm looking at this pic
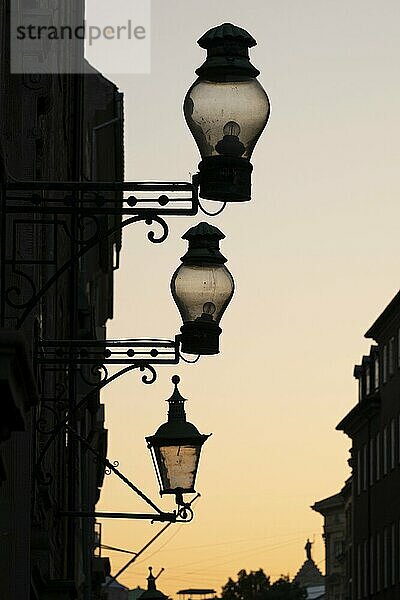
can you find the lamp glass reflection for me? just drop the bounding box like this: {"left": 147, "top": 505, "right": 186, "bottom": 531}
{"left": 171, "top": 263, "right": 234, "bottom": 324}
{"left": 184, "top": 78, "right": 269, "bottom": 161}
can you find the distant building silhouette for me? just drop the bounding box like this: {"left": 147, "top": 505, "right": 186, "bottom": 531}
{"left": 293, "top": 539, "right": 325, "bottom": 599}
{"left": 138, "top": 567, "right": 169, "bottom": 600}
{"left": 312, "top": 479, "right": 351, "bottom": 600}
{"left": 104, "top": 577, "right": 130, "bottom": 600}
{"left": 310, "top": 289, "right": 400, "bottom": 598}
{"left": 128, "top": 586, "right": 146, "bottom": 600}
{"left": 337, "top": 289, "right": 400, "bottom": 599}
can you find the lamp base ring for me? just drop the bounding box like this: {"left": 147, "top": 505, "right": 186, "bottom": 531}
{"left": 198, "top": 156, "right": 252, "bottom": 202}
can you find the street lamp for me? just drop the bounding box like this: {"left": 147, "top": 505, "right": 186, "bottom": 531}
{"left": 57, "top": 376, "right": 206, "bottom": 522}
{"left": 184, "top": 22, "right": 270, "bottom": 202}
{"left": 146, "top": 376, "right": 210, "bottom": 505}
{"left": 171, "top": 222, "right": 234, "bottom": 356}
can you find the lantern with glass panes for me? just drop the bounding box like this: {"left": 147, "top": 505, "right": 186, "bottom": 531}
{"left": 184, "top": 22, "right": 270, "bottom": 202}
{"left": 146, "top": 376, "right": 210, "bottom": 506}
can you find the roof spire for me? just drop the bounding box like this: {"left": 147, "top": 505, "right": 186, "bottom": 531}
{"left": 147, "top": 567, "right": 156, "bottom": 591}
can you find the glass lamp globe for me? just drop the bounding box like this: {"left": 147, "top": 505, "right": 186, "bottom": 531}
{"left": 184, "top": 23, "right": 270, "bottom": 202}
{"left": 171, "top": 222, "right": 234, "bottom": 355}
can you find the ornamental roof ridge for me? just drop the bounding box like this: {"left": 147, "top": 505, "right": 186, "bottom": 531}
{"left": 293, "top": 558, "right": 325, "bottom": 586}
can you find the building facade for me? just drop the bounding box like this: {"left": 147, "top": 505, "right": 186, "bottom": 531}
{"left": 0, "top": 1, "right": 123, "bottom": 598}
{"left": 312, "top": 479, "right": 351, "bottom": 600}
{"left": 337, "top": 290, "right": 400, "bottom": 599}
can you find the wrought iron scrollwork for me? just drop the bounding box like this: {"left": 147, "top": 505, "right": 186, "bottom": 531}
{"left": 175, "top": 504, "right": 195, "bottom": 523}
{"left": 34, "top": 336, "right": 181, "bottom": 485}
{"left": 5, "top": 268, "right": 37, "bottom": 309}
{"left": 143, "top": 216, "right": 169, "bottom": 244}
{"left": 105, "top": 460, "right": 120, "bottom": 476}
{"left": 78, "top": 364, "right": 109, "bottom": 388}
{"left": 1, "top": 179, "right": 204, "bottom": 521}
{"left": 37, "top": 338, "right": 180, "bottom": 367}
{"left": 0, "top": 179, "right": 198, "bottom": 327}
{"left": 36, "top": 403, "right": 61, "bottom": 435}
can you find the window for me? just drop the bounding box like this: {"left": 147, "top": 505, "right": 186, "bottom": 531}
{"left": 370, "top": 534, "right": 374, "bottom": 594}
{"left": 365, "top": 365, "right": 371, "bottom": 395}
{"left": 376, "top": 432, "right": 381, "bottom": 481}
{"left": 384, "top": 527, "right": 388, "bottom": 588}
{"left": 377, "top": 533, "right": 381, "bottom": 592}
{"left": 369, "top": 438, "right": 375, "bottom": 486}
{"left": 363, "top": 540, "right": 368, "bottom": 597}
{"left": 363, "top": 444, "right": 367, "bottom": 491}
{"left": 398, "top": 520, "right": 400, "bottom": 583}
{"left": 389, "top": 337, "right": 395, "bottom": 375}
{"left": 391, "top": 523, "right": 396, "bottom": 586}
{"left": 383, "top": 345, "right": 388, "bottom": 383}
{"left": 398, "top": 328, "right": 400, "bottom": 367}
{"left": 374, "top": 355, "right": 380, "bottom": 390}
{"left": 383, "top": 427, "right": 388, "bottom": 476}
{"left": 398, "top": 414, "right": 400, "bottom": 465}
{"left": 391, "top": 419, "right": 396, "bottom": 469}
{"left": 357, "top": 449, "right": 361, "bottom": 494}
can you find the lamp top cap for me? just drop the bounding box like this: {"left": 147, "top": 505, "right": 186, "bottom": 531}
{"left": 198, "top": 23, "right": 257, "bottom": 49}
{"left": 195, "top": 23, "right": 260, "bottom": 78}
{"left": 146, "top": 377, "right": 211, "bottom": 443}
{"left": 180, "top": 222, "right": 227, "bottom": 265}
{"left": 182, "top": 222, "right": 225, "bottom": 241}
{"left": 167, "top": 375, "right": 188, "bottom": 405}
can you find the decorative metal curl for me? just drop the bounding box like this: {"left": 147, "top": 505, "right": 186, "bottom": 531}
{"left": 78, "top": 214, "right": 102, "bottom": 244}
{"left": 139, "top": 364, "right": 157, "bottom": 384}
{"left": 61, "top": 214, "right": 102, "bottom": 246}
{"left": 78, "top": 363, "right": 109, "bottom": 387}
{"left": 55, "top": 382, "right": 67, "bottom": 400}
{"left": 105, "top": 460, "right": 120, "bottom": 476}
{"left": 36, "top": 403, "right": 61, "bottom": 435}
{"left": 5, "top": 269, "right": 37, "bottom": 309}
{"left": 144, "top": 216, "right": 169, "bottom": 244}
{"left": 172, "top": 492, "right": 200, "bottom": 523}
{"left": 175, "top": 504, "right": 194, "bottom": 523}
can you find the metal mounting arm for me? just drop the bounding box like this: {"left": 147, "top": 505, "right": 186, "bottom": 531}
{"left": 34, "top": 335, "right": 199, "bottom": 488}
{"left": 36, "top": 337, "right": 182, "bottom": 368}
{"left": 4, "top": 179, "right": 199, "bottom": 216}
{"left": 0, "top": 178, "right": 199, "bottom": 328}
{"left": 57, "top": 425, "right": 195, "bottom": 524}
{"left": 35, "top": 335, "right": 195, "bottom": 393}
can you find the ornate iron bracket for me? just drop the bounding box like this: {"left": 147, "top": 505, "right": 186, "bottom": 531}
{"left": 0, "top": 179, "right": 199, "bottom": 328}
{"left": 34, "top": 335, "right": 199, "bottom": 485}
{"left": 3, "top": 179, "right": 199, "bottom": 215}
{"left": 36, "top": 337, "right": 181, "bottom": 367}
{"left": 57, "top": 425, "right": 196, "bottom": 523}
